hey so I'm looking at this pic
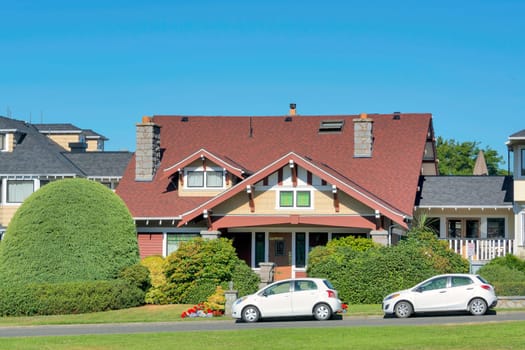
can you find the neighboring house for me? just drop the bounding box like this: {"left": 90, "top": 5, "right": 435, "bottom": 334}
{"left": 34, "top": 123, "right": 108, "bottom": 152}
{"left": 116, "top": 108, "right": 439, "bottom": 279}
{"left": 0, "top": 116, "right": 133, "bottom": 239}
{"left": 415, "top": 176, "right": 515, "bottom": 265}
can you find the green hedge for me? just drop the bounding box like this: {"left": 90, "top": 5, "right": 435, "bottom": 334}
{"left": 308, "top": 233, "right": 469, "bottom": 304}
{"left": 0, "top": 280, "right": 145, "bottom": 316}
{"left": 478, "top": 255, "right": 525, "bottom": 296}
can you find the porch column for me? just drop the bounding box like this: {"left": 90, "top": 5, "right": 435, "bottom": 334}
{"left": 370, "top": 229, "right": 388, "bottom": 246}
{"left": 200, "top": 230, "right": 221, "bottom": 240}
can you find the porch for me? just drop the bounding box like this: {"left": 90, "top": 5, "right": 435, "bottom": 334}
{"left": 445, "top": 238, "right": 514, "bottom": 262}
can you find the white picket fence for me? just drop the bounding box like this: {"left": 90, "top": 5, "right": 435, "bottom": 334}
{"left": 446, "top": 239, "right": 514, "bottom": 261}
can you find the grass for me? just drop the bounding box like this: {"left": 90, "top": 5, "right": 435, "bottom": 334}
{"left": 1, "top": 304, "right": 521, "bottom": 326}
{"left": 1, "top": 322, "right": 525, "bottom": 349}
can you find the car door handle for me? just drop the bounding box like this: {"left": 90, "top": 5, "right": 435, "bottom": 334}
{"left": 439, "top": 291, "right": 447, "bottom": 293}
{"left": 466, "top": 287, "right": 474, "bottom": 290}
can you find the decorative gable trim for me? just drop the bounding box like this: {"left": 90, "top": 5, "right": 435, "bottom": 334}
{"left": 177, "top": 152, "right": 410, "bottom": 228}
{"left": 162, "top": 148, "right": 245, "bottom": 179}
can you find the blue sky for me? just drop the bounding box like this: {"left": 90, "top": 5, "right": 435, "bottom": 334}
{"left": 1, "top": 0, "right": 524, "bottom": 167}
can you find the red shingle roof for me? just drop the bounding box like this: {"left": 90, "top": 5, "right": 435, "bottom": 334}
{"left": 117, "top": 113, "right": 432, "bottom": 221}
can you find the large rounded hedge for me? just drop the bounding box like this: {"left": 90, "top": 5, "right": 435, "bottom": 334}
{"left": 0, "top": 178, "right": 139, "bottom": 284}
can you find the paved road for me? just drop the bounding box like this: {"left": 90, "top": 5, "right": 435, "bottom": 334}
{"left": 1, "top": 312, "right": 524, "bottom": 338}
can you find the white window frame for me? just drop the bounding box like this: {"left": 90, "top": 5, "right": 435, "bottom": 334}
{"left": 276, "top": 189, "right": 314, "bottom": 209}
{"left": 0, "top": 133, "right": 7, "bottom": 151}
{"left": 184, "top": 167, "right": 225, "bottom": 190}
{"left": 6, "top": 179, "right": 35, "bottom": 204}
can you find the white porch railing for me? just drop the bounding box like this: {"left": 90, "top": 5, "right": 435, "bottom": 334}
{"left": 445, "top": 239, "right": 514, "bottom": 261}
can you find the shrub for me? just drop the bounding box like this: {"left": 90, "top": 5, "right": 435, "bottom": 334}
{"left": 120, "top": 263, "right": 151, "bottom": 292}
{"left": 0, "top": 280, "right": 144, "bottom": 316}
{"left": 308, "top": 232, "right": 469, "bottom": 304}
{"left": 478, "top": 255, "right": 525, "bottom": 296}
{"left": 164, "top": 238, "right": 259, "bottom": 303}
{"left": 141, "top": 255, "right": 169, "bottom": 304}
{"left": 0, "top": 178, "right": 139, "bottom": 284}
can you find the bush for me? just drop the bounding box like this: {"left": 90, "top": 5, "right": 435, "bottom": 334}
{"left": 478, "top": 255, "right": 525, "bottom": 296}
{"left": 308, "top": 232, "right": 469, "bottom": 304}
{"left": 120, "top": 263, "right": 151, "bottom": 292}
{"left": 141, "top": 255, "right": 169, "bottom": 304}
{"left": 0, "top": 178, "right": 139, "bottom": 284}
{"left": 164, "top": 238, "right": 260, "bottom": 303}
{"left": 0, "top": 280, "right": 144, "bottom": 316}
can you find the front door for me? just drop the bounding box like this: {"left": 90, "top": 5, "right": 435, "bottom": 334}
{"left": 269, "top": 232, "right": 292, "bottom": 280}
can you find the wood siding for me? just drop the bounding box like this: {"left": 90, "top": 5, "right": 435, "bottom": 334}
{"left": 137, "top": 233, "right": 163, "bottom": 258}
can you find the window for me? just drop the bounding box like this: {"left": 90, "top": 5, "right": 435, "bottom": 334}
{"left": 7, "top": 180, "right": 34, "bottom": 203}
{"left": 451, "top": 276, "right": 473, "bottom": 287}
{"left": 447, "top": 219, "right": 479, "bottom": 238}
{"left": 278, "top": 190, "right": 312, "bottom": 208}
{"left": 0, "top": 133, "right": 5, "bottom": 151}
{"left": 166, "top": 233, "right": 199, "bottom": 255}
{"left": 264, "top": 281, "right": 291, "bottom": 295}
{"left": 187, "top": 170, "right": 224, "bottom": 189}
{"left": 295, "top": 233, "right": 306, "bottom": 268}
{"left": 255, "top": 232, "right": 265, "bottom": 268}
{"left": 419, "top": 277, "right": 447, "bottom": 292}
{"left": 487, "top": 218, "right": 505, "bottom": 239}
{"left": 294, "top": 280, "right": 316, "bottom": 292}
{"left": 319, "top": 120, "right": 344, "bottom": 133}
{"left": 521, "top": 149, "right": 525, "bottom": 176}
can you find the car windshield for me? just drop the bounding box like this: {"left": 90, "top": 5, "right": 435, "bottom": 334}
{"left": 322, "top": 279, "right": 335, "bottom": 290}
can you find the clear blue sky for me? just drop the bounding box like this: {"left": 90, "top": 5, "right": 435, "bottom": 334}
{"left": 1, "top": 0, "right": 524, "bottom": 167}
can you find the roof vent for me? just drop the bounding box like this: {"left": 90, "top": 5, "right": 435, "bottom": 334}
{"left": 181, "top": 116, "right": 189, "bottom": 122}
{"left": 393, "top": 112, "right": 401, "bottom": 120}
{"left": 285, "top": 116, "right": 293, "bottom": 122}
{"left": 319, "top": 120, "right": 344, "bottom": 133}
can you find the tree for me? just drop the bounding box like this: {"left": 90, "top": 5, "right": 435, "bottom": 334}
{"left": 436, "top": 136, "right": 505, "bottom": 175}
{"left": 0, "top": 178, "right": 139, "bottom": 284}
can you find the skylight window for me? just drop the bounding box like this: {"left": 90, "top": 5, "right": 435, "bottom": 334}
{"left": 319, "top": 120, "right": 344, "bottom": 133}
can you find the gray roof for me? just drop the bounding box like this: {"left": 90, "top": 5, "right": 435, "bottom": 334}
{"left": 416, "top": 176, "right": 513, "bottom": 207}
{"left": 0, "top": 116, "right": 129, "bottom": 177}
{"left": 509, "top": 129, "right": 525, "bottom": 140}
{"left": 63, "top": 152, "right": 132, "bottom": 178}
{"left": 34, "top": 123, "right": 82, "bottom": 133}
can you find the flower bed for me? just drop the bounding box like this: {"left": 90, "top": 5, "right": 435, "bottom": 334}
{"left": 181, "top": 303, "right": 224, "bottom": 318}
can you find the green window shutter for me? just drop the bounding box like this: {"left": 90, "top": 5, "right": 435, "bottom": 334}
{"left": 296, "top": 191, "right": 311, "bottom": 207}
{"left": 280, "top": 191, "right": 294, "bottom": 207}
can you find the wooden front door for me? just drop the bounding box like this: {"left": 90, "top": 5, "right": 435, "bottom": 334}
{"left": 269, "top": 232, "right": 292, "bottom": 280}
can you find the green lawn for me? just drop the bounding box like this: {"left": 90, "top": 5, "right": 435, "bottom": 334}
{"left": 2, "top": 322, "right": 525, "bottom": 350}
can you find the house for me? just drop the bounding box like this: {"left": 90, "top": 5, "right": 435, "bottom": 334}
{"left": 0, "top": 116, "right": 133, "bottom": 239}
{"left": 116, "top": 107, "right": 439, "bottom": 279}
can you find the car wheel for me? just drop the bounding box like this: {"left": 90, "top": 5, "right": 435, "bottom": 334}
{"left": 241, "top": 306, "right": 260, "bottom": 323}
{"left": 469, "top": 298, "right": 487, "bottom": 316}
{"left": 394, "top": 301, "right": 413, "bottom": 318}
{"left": 313, "top": 303, "right": 332, "bottom": 321}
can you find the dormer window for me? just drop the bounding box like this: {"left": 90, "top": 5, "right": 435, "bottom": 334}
{"left": 0, "top": 133, "right": 5, "bottom": 151}
{"left": 186, "top": 168, "right": 224, "bottom": 189}
{"left": 521, "top": 148, "right": 525, "bottom": 176}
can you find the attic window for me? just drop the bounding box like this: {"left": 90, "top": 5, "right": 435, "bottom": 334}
{"left": 0, "top": 133, "right": 5, "bottom": 151}
{"left": 319, "top": 120, "right": 344, "bottom": 133}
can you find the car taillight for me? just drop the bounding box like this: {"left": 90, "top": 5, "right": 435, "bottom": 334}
{"left": 480, "top": 284, "right": 492, "bottom": 291}
{"left": 327, "top": 290, "right": 336, "bottom": 298}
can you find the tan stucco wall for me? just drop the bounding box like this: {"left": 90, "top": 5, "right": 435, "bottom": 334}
{"left": 46, "top": 134, "right": 79, "bottom": 150}
{"left": 514, "top": 180, "right": 525, "bottom": 202}
{"left": 0, "top": 205, "right": 20, "bottom": 227}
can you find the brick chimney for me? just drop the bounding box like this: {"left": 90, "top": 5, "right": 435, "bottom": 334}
{"left": 289, "top": 103, "right": 297, "bottom": 116}
{"left": 353, "top": 113, "right": 374, "bottom": 158}
{"left": 135, "top": 116, "right": 161, "bottom": 181}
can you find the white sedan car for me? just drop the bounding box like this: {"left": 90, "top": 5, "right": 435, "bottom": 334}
{"left": 232, "top": 278, "right": 343, "bottom": 322}
{"left": 383, "top": 274, "right": 497, "bottom": 318}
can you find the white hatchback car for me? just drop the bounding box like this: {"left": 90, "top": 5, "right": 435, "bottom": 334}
{"left": 232, "top": 278, "right": 343, "bottom": 322}
{"left": 383, "top": 274, "right": 497, "bottom": 318}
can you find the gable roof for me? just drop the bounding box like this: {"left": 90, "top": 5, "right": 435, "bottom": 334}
{"left": 162, "top": 148, "right": 246, "bottom": 179}
{"left": 0, "top": 116, "right": 129, "bottom": 178}
{"left": 117, "top": 113, "right": 433, "bottom": 223}
{"left": 177, "top": 152, "right": 410, "bottom": 228}
{"left": 416, "top": 176, "right": 513, "bottom": 208}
